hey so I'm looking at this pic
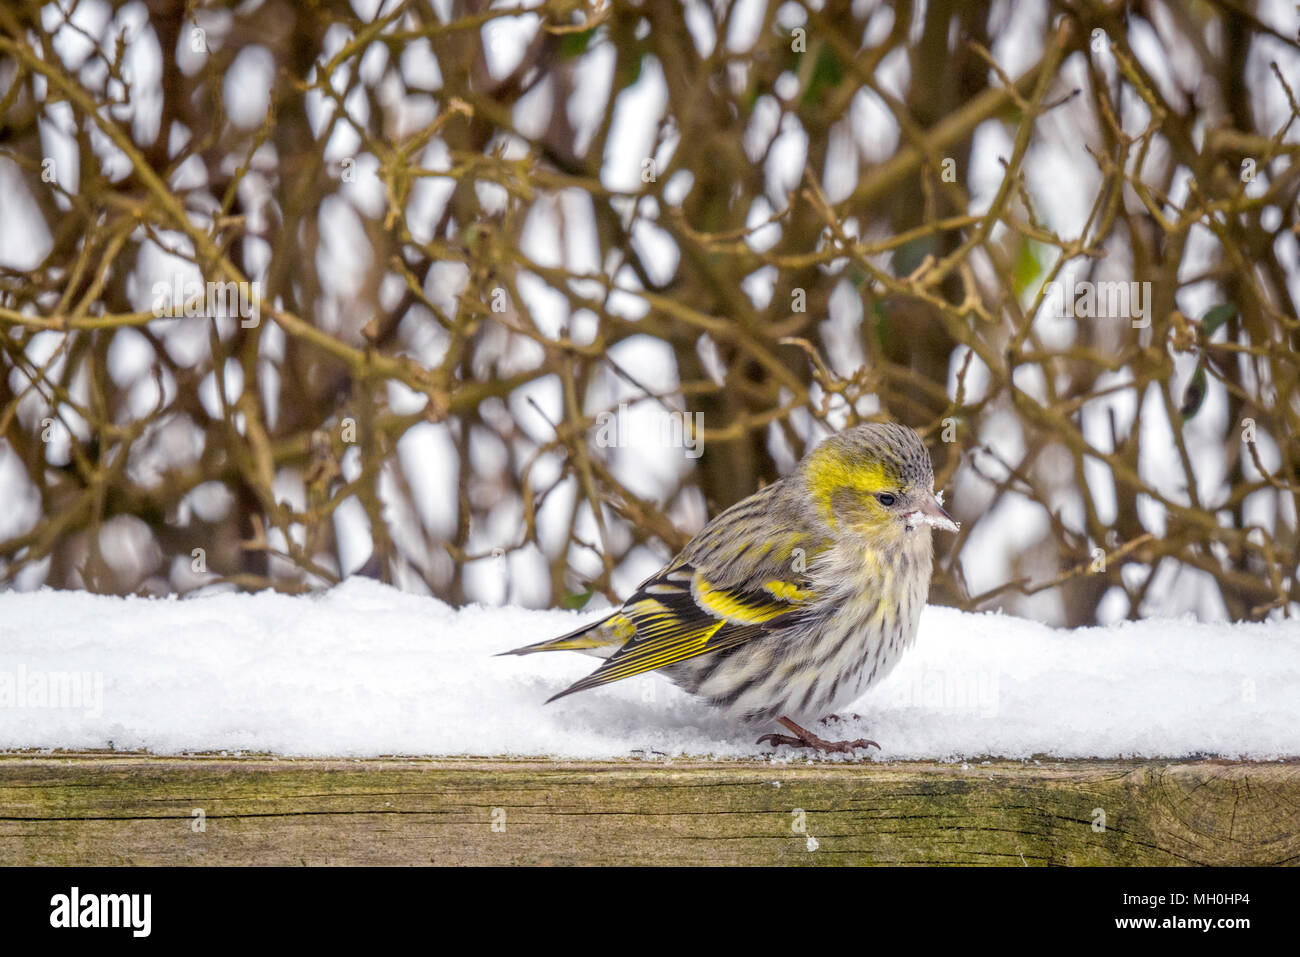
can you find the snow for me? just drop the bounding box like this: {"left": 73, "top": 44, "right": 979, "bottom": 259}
{"left": 1, "top": 577, "right": 1297, "bottom": 760}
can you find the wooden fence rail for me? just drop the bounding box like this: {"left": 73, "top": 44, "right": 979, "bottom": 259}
{"left": 1, "top": 754, "right": 1297, "bottom": 865}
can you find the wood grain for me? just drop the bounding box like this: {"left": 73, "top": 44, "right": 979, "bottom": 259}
{"left": 1, "top": 754, "right": 1297, "bottom": 865}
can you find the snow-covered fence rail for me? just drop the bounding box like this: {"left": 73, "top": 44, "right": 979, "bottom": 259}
{"left": 3, "top": 588, "right": 1297, "bottom": 863}
{"left": 2, "top": 754, "right": 1297, "bottom": 866}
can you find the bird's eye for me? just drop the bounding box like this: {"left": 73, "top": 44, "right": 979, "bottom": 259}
{"left": 876, "top": 492, "right": 896, "bottom": 507}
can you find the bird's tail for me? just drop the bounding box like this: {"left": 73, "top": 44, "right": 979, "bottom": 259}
{"left": 497, "top": 614, "right": 617, "bottom": 657}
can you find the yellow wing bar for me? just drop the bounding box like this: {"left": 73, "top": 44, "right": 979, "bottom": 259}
{"left": 546, "top": 563, "right": 812, "bottom": 702}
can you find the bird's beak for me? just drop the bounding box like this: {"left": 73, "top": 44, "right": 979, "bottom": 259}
{"left": 905, "top": 491, "right": 959, "bottom": 533}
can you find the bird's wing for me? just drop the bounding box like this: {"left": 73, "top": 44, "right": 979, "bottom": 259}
{"left": 546, "top": 561, "right": 815, "bottom": 702}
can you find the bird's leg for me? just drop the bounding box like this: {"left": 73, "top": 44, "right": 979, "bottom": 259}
{"left": 757, "top": 716, "right": 879, "bottom": 753}
{"left": 819, "top": 713, "right": 861, "bottom": 725}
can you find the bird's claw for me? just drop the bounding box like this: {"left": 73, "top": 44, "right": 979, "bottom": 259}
{"left": 757, "top": 716, "right": 879, "bottom": 754}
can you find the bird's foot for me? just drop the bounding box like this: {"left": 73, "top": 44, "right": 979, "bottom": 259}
{"left": 757, "top": 716, "right": 879, "bottom": 754}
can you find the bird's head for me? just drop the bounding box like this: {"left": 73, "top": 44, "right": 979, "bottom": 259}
{"left": 800, "top": 422, "right": 958, "bottom": 545}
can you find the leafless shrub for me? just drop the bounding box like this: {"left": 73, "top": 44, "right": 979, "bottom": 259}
{"left": 0, "top": 0, "right": 1296, "bottom": 624}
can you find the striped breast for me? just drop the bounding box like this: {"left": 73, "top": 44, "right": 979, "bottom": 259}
{"left": 664, "top": 533, "right": 932, "bottom": 723}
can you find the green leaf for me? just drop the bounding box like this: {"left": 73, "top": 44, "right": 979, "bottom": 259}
{"left": 560, "top": 589, "right": 595, "bottom": 610}
{"left": 559, "top": 27, "right": 597, "bottom": 58}
{"left": 801, "top": 44, "right": 844, "bottom": 105}
{"left": 620, "top": 50, "right": 645, "bottom": 87}
{"left": 870, "top": 300, "right": 892, "bottom": 350}
{"left": 1180, "top": 362, "right": 1208, "bottom": 420}
{"left": 891, "top": 236, "right": 935, "bottom": 277}
{"left": 1202, "top": 304, "right": 1237, "bottom": 336}
{"left": 1012, "top": 239, "right": 1046, "bottom": 300}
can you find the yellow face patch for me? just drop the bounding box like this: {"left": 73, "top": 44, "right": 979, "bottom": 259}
{"left": 806, "top": 443, "right": 904, "bottom": 529}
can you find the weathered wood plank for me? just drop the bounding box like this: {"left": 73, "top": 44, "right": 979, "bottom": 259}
{"left": 1, "top": 754, "right": 1297, "bottom": 865}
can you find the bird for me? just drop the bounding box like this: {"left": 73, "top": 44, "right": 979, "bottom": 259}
{"left": 501, "top": 421, "right": 958, "bottom": 753}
